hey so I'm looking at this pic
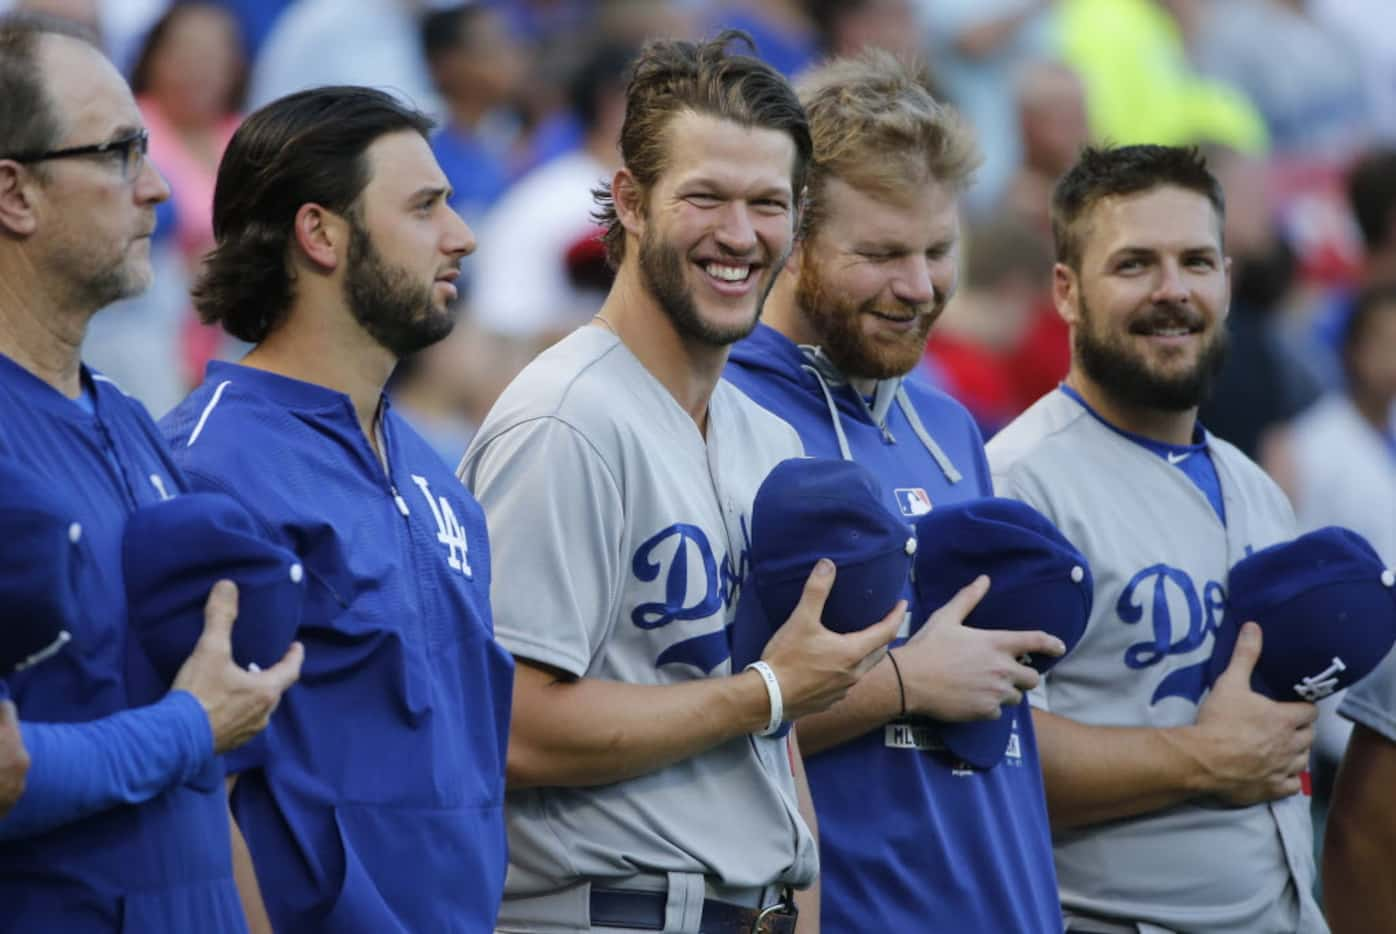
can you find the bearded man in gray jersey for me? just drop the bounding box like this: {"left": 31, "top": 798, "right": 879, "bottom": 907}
{"left": 988, "top": 144, "right": 1327, "bottom": 934}
{"left": 460, "top": 32, "right": 902, "bottom": 934}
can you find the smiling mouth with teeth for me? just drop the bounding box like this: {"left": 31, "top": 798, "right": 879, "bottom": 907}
{"left": 704, "top": 262, "right": 751, "bottom": 282}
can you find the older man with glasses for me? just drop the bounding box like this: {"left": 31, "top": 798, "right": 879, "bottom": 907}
{"left": 0, "top": 14, "right": 301, "bottom": 934}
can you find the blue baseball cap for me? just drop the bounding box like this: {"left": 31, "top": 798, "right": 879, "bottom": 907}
{"left": 1209, "top": 527, "right": 1396, "bottom": 702}
{"left": 729, "top": 458, "right": 916, "bottom": 734}
{"left": 123, "top": 492, "right": 306, "bottom": 704}
{"left": 910, "top": 497, "right": 1093, "bottom": 769}
{"left": 0, "top": 459, "right": 80, "bottom": 676}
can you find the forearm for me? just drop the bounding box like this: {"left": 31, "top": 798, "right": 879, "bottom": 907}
{"left": 507, "top": 661, "right": 773, "bottom": 788}
{"left": 1034, "top": 708, "right": 1209, "bottom": 831}
{"left": 227, "top": 777, "right": 275, "bottom": 934}
{"left": 790, "top": 656, "right": 900, "bottom": 757}
{"left": 1323, "top": 725, "right": 1396, "bottom": 933}
{"left": 790, "top": 730, "right": 819, "bottom": 934}
{"left": 0, "top": 691, "right": 214, "bottom": 840}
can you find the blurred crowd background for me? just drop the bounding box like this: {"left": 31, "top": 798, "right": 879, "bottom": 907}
{"left": 5, "top": 0, "right": 1395, "bottom": 830}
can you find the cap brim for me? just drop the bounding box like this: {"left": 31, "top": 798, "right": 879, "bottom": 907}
{"left": 937, "top": 708, "right": 1015, "bottom": 770}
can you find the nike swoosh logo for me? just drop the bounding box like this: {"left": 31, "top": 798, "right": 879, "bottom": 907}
{"left": 1166, "top": 451, "right": 1191, "bottom": 465}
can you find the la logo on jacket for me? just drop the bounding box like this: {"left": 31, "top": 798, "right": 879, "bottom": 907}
{"left": 412, "top": 475, "right": 471, "bottom": 577}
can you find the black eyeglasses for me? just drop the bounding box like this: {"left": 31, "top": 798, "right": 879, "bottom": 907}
{"left": 2, "top": 129, "right": 149, "bottom": 181}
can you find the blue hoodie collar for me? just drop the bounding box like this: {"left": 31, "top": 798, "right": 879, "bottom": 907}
{"left": 206, "top": 360, "right": 392, "bottom": 420}
{"left": 730, "top": 323, "right": 962, "bottom": 483}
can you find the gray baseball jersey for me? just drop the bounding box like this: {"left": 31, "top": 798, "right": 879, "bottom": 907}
{"left": 459, "top": 327, "right": 817, "bottom": 910}
{"left": 988, "top": 388, "right": 1326, "bottom": 934}
{"left": 1341, "top": 648, "right": 1396, "bottom": 743}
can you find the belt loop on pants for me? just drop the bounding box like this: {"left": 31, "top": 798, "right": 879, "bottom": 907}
{"left": 664, "top": 872, "right": 705, "bottom": 932}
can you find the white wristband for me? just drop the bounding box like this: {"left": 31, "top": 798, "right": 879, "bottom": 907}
{"left": 745, "top": 661, "right": 784, "bottom": 736}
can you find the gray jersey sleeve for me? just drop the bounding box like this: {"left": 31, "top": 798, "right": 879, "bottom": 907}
{"left": 460, "top": 416, "right": 621, "bottom": 677}
{"left": 1340, "top": 647, "right": 1396, "bottom": 743}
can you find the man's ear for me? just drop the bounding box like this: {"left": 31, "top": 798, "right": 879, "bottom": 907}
{"left": 612, "top": 168, "right": 646, "bottom": 239}
{"left": 1053, "top": 262, "right": 1081, "bottom": 327}
{"left": 0, "top": 163, "right": 40, "bottom": 237}
{"left": 785, "top": 235, "right": 807, "bottom": 280}
{"left": 291, "top": 203, "right": 346, "bottom": 272}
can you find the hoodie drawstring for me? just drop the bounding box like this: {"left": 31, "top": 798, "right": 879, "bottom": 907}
{"left": 896, "top": 385, "right": 962, "bottom": 484}
{"left": 798, "top": 345, "right": 962, "bottom": 485}
{"left": 802, "top": 362, "right": 855, "bottom": 460}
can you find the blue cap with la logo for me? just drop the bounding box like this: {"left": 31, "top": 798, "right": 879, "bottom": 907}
{"left": 1210, "top": 526, "right": 1396, "bottom": 703}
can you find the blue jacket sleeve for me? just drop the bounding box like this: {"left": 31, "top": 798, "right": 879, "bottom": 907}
{"left": 0, "top": 690, "right": 215, "bottom": 840}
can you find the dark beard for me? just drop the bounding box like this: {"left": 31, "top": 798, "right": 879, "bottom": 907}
{"left": 795, "top": 255, "right": 937, "bottom": 379}
{"left": 637, "top": 225, "right": 777, "bottom": 348}
{"left": 345, "top": 222, "right": 454, "bottom": 358}
{"left": 1074, "top": 295, "right": 1229, "bottom": 411}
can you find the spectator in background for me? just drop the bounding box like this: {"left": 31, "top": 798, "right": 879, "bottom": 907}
{"left": 806, "top": 0, "right": 922, "bottom": 62}
{"left": 1193, "top": 0, "right": 1369, "bottom": 160}
{"left": 1293, "top": 283, "right": 1396, "bottom": 555}
{"left": 1199, "top": 145, "right": 1319, "bottom": 460}
{"left": 706, "top": 0, "right": 817, "bottom": 77}
{"left": 1311, "top": 0, "right": 1396, "bottom": 141}
{"left": 921, "top": 0, "right": 1057, "bottom": 215}
{"left": 999, "top": 59, "right": 1089, "bottom": 234}
{"left": 248, "top": 0, "right": 440, "bottom": 117}
{"left": 421, "top": 3, "right": 524, "bottom": 229}
{"left": 1057, "top": 0, "right": 1269, "bottom": 154}
{"left": 215, "top": 0, "right": 294, "bottom": 60}
{"left": 468, "top": 41, "right": 631, "bottom": 352}
{"left": 923, "top": 220, "right": 1055, "bottom": 437}
{"left": 1303, "top": 147, "right": 1396, "bottom": 390}
{"left": 492, "top": 1, "right": 688, "bottom": 180}
{"left": 127, "top": 2, "right": 246, "bottom": 404}
{"left": 131, "top": 2, "right": 245, "bottom": 267}
{"left": 1346, "top": 147, "right": 1396, "bottom": 289}
{"left": 497, "top": 0, "right": 594, "bottom": 47}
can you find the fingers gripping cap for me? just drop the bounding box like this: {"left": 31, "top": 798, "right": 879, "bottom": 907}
{"left": 0, "top": 458, "right": 82, "bottom": 676}
{"left": 909, "top": 497, "right": 1093, "bottom": 769}
{"left": 729, "top": 458, "right": 916, "bottom": 737}
{"left": 123, "top": 492, "right": 306, "bottom": 705}
{"left": 1209, "top": 527, "right": 1396, "bottom": 703}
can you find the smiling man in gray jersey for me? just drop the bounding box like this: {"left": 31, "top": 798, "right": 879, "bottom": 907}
{"left": 460, "top": 33, "right": 901, "bottom": 934}
{"left": 988, "top": 144, "right": 1327, "bottom": 934}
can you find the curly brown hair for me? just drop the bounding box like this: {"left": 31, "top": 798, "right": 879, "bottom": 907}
{"left": 592, "top": 30, "right": 812, "bottom": 268}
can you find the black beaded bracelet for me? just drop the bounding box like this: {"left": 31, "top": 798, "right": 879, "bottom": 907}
{"left": 886, "top": 649, "right": 907, "bottom": 719}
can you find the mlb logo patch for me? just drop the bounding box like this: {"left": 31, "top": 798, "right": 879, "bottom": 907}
{"left": 894, "top": 488, "right": 933, "bottom": 517}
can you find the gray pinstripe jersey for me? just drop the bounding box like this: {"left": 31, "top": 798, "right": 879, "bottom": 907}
{"left": 988, "top": 389, "right": 1326, "bottom": 934}
{"left": 460, "top": 327, "right": 816, "bottom": 910}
